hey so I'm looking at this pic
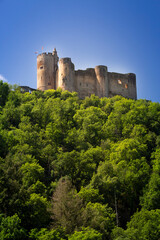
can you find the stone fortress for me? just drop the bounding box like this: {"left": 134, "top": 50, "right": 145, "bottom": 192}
{"left": 37, "top": 48, "right": 137, "bottom": 99}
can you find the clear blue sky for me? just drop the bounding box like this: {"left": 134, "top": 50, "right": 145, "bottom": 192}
{"left": 0, "top": 0, "right": 160, "bottom": 102}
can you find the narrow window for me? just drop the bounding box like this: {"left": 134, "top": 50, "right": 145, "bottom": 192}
{"left": 125, "top": 84, "right": 128, "bottom": 89}
{"left": 80, "top": 83, "right": 81, "bottom": 86}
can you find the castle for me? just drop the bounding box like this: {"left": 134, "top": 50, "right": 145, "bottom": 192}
{"left": 37, "top": 49, "right": 137, "bottom": 99}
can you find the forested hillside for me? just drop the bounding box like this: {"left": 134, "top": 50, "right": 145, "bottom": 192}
{"left": 0, "top": 80, "right": 160, "bottom": 239}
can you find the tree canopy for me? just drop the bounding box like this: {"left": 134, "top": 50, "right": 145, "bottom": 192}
{"left": 0, "top": 81, "right": 160, "bottom": 239}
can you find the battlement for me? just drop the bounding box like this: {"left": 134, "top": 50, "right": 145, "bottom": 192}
{"left": 38, "top": 52, "right": 57, "bottom": 57}
{"left": 37, "top": 49, "right": 137, "bottom": 99}
{"left": 75, "top": 68, "right": 95, "bottom": 77}
{"left": 38, "top": 52, "right": 47, "bottom": 56}
{"left": 59, "top": 57, "right": 72, "bottom": 63}
{"left": 95, "top": 65, "right": 108, "bottom": 69}
{"left": 59, "top": 58, "right": 75, "bottom": 70}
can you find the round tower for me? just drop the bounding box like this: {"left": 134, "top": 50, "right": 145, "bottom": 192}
{"left": 95, "top": 65, "right": 108, "bottom": 98}
{"left": 37, "top": 49, "right": 59, "bottom": 91}
{"left": 58, "top": 58, "right": 75, "bottom": 92}
{"left": 127, "top": 73, "right": 137, "bottom": 100}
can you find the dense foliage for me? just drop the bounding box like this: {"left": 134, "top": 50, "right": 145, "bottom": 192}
{"left": 0, "top": 80, "right": 160, "bottom": 239}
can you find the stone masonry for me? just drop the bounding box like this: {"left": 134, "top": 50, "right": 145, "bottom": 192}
{"left": 37, "top": 49, "right": 137, "bottom": 99}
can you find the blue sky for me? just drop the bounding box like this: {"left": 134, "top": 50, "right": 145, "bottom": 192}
{"left": 0, "top": 0, "right": 160, "bottom": 102}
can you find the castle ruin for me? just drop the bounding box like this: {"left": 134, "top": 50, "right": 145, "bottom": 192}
{"left": 37, "top": 48, "right": 137, "bottom": 99}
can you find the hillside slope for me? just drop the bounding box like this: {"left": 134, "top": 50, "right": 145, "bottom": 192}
{"left": 0, "top": 81, "right": 160, "bottom": 239}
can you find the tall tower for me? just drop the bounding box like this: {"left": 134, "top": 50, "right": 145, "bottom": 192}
{"left": 37, "top": 48, "right": 59, "bottom": 91}
{"left": 95, "top": 65, "right": 108, "bottom": 98}
{"left": 58, "top": 58, "right": 75, "bottom": 92}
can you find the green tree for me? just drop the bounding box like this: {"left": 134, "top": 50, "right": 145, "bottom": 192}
{"left": 0, "top": 156, "right": 24, "bottom": 216}
{"left": 78, "top": 187, "right": 104, "bottom": 203}
{"left": 83, "top": 203, "right": 115, "bottom": 239}
{"left": 25, "top": 193, "right": 50, "bottom": 229}
{"left": 141, "top": 148, "right": 160, "bottom": 210}
{"left": 69, "top": 227, "right": 102, "bottom": 240}
{"left": 0, "top": 81, "right": 10, "bottom": 107}
{"left": 90, "top": 138, "right": 150, "bottom": 227}
{"left": 73, "top": 106, "right": 107, "bottom": 147}
{"left": 112, "top": 209, "right": 160, "bottom": 240}
{"left": 20, "top": 162, "right": 44, "bottom": 188}
{"left": 0, "top": 214, "right": 27, "bottom": 240}
{"left": 29, "top": 227, "right": 66, "bottom": 240}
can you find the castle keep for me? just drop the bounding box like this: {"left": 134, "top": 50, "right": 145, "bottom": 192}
{"left": 37, "top": 49, "right": 137, "bottom": 99}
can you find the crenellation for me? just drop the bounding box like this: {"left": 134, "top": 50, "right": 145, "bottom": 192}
{"left": 37, "top": 49, "right": 137, "bottom": 99}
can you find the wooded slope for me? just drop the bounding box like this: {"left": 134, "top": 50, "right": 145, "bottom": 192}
{"left": 0, "top": 81, "right": 160, "bottom": 239}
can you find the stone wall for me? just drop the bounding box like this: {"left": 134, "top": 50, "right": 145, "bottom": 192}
{"left": 108, "top": 72, "right": 137, "bottom": 99}
{"left": 37, "top": 51, "right": 137, "bottom": 100}
{"left": 75, "top": 68, "right": 96, "bottom": 99}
